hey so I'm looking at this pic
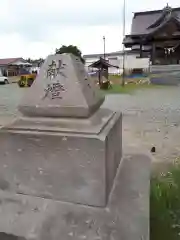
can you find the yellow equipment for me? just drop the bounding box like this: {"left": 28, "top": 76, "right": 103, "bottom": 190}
{"left": 18, "top": 74, "right": 37, "bottom": 88}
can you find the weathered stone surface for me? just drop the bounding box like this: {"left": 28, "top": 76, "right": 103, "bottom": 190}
{"left": 0, "top": 233, "right": 25, "bottom": 240}
{"left": 18, "top": 54, "right": 104, "bottom": 118}
{"left": 5, "top": 108, "right": 116, "bottom": 134}
{"left": 0, "top": 109, "right": 122, "bottom": 207}
{"left": 0, "top": 154, "right": 150, "bottom": 240}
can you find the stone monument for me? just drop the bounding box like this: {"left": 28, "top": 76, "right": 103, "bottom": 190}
{"left": 0, "top": 54, "right": 150, "bottom": 240}
{"left": 0, "top": 53, "right": 122, "bottom": 207}
{"left": 18, "top": 54, "right": 104, "bottom": 118}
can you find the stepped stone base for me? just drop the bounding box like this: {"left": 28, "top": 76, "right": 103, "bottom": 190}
{"left": 0, "top": 108, "right": 122, "bottom": 207}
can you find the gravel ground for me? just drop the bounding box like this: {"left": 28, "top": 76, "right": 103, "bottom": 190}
{"left": 1, "top": 84, "right": 180, "bottom": 164}
{"left": 103, "top": 87, "right": 180, "bottom": 164}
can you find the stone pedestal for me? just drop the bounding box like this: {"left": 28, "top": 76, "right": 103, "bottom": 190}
{"left": 0, "top": 53, "right": 122, "bottom": 208}
{"left": 0, "top": 109, "right": 122, "bottom": 207}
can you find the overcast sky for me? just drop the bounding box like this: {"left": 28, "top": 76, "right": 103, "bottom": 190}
{"left": 0, "top": 0, "right": 179, "bottom": 59}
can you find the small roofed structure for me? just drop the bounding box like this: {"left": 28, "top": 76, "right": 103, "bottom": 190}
{"left": 88, "top": 57, "right": 119, "bottom": 86}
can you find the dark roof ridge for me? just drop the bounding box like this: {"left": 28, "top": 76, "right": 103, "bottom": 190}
{"left": 147, "top": 8, "right": 179, "bottom": 29}
{"left": 134, "top": 7, "right": 180, "bottom": 17}
{"left": 88, "top": 57, "right": 119, "bottom": 68}
{"left": 0, "top": 57, "right": 24, "bottom": 65}
{"left": 145, "top": 16, "right": 180, "bottom": 39}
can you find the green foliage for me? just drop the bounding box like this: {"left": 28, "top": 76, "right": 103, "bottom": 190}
{"left": 25, "top": 58, "right": 44, "bottom": 67}
{"left": 25, "top": 58, "right": 44, "bottom": 63}
{"left": 150, "top": 164, "right": 180, "bottom": 240}
{"left": 55, "top": 45, "right": 85, "bottom": 64}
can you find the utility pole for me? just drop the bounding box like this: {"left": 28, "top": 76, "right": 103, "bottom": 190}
{"left": 121, "top": 0, "right": 126, "bottom": 86}
{"left": 103, "top": 36, "right": 106, "bottom": 59}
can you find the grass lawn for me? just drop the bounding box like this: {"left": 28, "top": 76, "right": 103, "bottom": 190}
{"left": 150, "top": 163, "right": 180, "bottom": 240}
{"left": 99, "top": 76, "right": 166, "bottom": 95}
{"left": 100, "top": 83, "right": 165, "bottom": 95}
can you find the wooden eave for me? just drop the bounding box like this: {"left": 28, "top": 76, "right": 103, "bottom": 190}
{"left": 88, "top": 58, "right": 119, "bottom": 69}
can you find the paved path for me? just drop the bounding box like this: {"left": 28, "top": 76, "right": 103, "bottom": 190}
{"left": 1, "top": 84, "right": 180, "bottom": 163}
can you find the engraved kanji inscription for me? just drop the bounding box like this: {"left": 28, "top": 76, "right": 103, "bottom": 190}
{"left": 46, "top": 60, "right": 67, "bottom": 80}
{"left": 43, "top": 82, "right": 65, "bottom": 100}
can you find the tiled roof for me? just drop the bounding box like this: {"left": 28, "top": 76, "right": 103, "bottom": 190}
{"left": 88, "top": 57, "right": 119, "bottom": 68}
{"left": 130, "top": 6, "right": 180, "bottom": 36}
{"left": 0, "top": 58, "right": 24, "bottom": 65}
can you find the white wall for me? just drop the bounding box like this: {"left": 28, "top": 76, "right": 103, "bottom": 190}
{"left": 108, "top": 57, "right": 120, "bottom": 74}
{"left": 84, "top": 53, "right": 150, "bottom": 74}
{"left": 29, "top": 67, "right": 40, "bottom": 74}
{"left": 84, "top": 57, "right": 97, "bottom": 71}
{"left": 122, "top": 55, "right": 149, "bottom": 70}
{"left": 108, "top": 54, "right": 149, "bottom": 74}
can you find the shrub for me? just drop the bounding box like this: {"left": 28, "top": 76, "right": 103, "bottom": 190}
{"left": 100, "top": 81, "right": 110, "bottom": 90}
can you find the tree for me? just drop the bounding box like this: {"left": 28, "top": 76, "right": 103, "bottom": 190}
{"left": 55, "top": 45, "right": 85, "bottom": 64}
{"left": 25, "top": 58, "right": 44, "bottom": 64}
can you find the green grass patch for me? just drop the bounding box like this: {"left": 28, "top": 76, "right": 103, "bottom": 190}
{"left": 100, "top": 83, "right": 164, "bottom": 95}
{"left": 150, "top": 163, "right": 180, "bottom": 240}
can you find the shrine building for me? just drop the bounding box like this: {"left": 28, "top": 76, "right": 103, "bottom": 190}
{"left": 124, "top": 4, "right": 180, "bottom": 65}
{"left": 123, "top": 4, "right": 180, "bottom": 84}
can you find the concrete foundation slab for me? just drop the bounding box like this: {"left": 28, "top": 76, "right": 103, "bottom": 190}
{"left": 0, "top": 154, "right": 150, "bottom": 240}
